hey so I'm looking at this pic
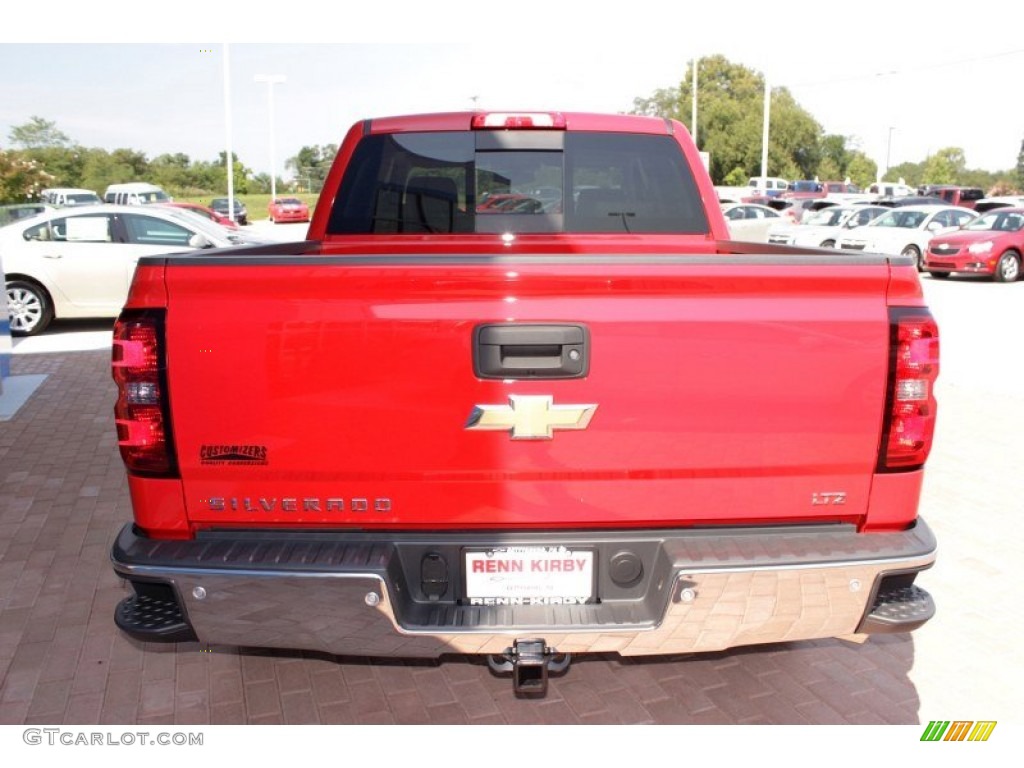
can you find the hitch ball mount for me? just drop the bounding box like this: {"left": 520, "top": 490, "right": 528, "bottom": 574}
{"left": 487, "top": 638, "right": 571, "bottom": 697}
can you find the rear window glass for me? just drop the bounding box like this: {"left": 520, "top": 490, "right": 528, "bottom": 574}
{"left": 328, "top": 131, "right": 709, "bottom": 235}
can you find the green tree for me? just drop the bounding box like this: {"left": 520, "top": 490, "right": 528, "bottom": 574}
{"left": 286, "top": 144, "right": 337, "bottom": 192}
{"left": 816, "top": 157, "right": 843, "bottom": 182}
{"left": 818, "top": 134, "right": 853, "bottom": 180}
{"left": 249, "top": 172, "right": 285, "bottom": 194}
{"left": 78, "top": 148, "right": 134, "bottom": 194}
{"left": 722, "top": 167, "right": 748, "bottom": 186}
{"left": 1016, "top": 139, "right": 1024, "bottom": 191}
{"left": 186, "top": 159, "right": 223, "bottom": 193}
{"left": 845, "top": 152, "right": 879, "bottom": 189}
{"left": 20, "top": 146, "right": 86, "bottom": 188}
{"left": 921, "top": 148, "right": 966, "bottom": 185}
{"left": 159, "top": 152, "right": 191, "bottom": 168}
{"left": 886, "top": 161, "right": 923, "bottom": 187}
{"left": 985, "top": 177, "right": 1019, "bottom": 196}
{"left": 216, "top": 151, "right": 253, "bottom": 194}
{"left": 151, "top": 153, "right": 195, "bottom": 193}
{"left": 8, "top": 116, "right": 71, "bottom": 149}
{"left": 110, "top": 148, "right": 151, "bottom": 179}
{"left": 0, "top": 148, "right": 54, "bottom": 203}
{"left": 769, "top": 88, "right": 822, "bottom": 179}
{"left": 631, "top": 55, "right": 824, "bottom": 184}
{"left": 960, "top": 168, "right": 1005, "bottom": 193}
{"left": 7, "top": 117, "right": 86, "bottom": 188}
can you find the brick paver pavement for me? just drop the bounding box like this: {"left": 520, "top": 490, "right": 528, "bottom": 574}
{"left": 1, "top": 275, "right": 1021, "bottom": 725}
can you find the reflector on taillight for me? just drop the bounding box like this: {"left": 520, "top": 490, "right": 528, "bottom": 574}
{"left": 471, "top": 112, "right": 567, "bottom": 129}
{"left": 878, "top": 308, "right": 939, "bottom": 471}
{"left": 112, "top": 311, "right": 177, "bottom": 476}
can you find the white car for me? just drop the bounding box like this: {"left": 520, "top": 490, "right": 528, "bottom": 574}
{"left": 3, "top": 204, "right": 267, "bottom": 336}
{"left": 866, "top": 181, "right": 916, "bottom": 198}
{"left": 767, "top": 205, "right": 889, "bottom": 248}
{"left": 974, "top": 195, "right": 1024, "bottom": 213}
{"left": 835, "top": 204, "right": 977, "bottom": 269}
{"left": 721, "top": 203, "right": 783, "bottom": 243}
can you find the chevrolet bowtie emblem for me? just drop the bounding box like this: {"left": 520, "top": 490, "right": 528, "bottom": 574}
{"left": 465, "top": 395, "right": 597, "bottom": 440}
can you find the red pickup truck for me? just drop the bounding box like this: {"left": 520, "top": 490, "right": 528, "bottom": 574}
{"left": 110, "top": 111, "right": 938, "bottom": 696}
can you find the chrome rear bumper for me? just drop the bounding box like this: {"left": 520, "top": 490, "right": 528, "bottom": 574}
{"left": 111, "top": 520, "right": 936, "bottom": 657}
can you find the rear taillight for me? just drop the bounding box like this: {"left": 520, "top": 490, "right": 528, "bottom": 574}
{"left": 878, "top": 308, "right": 939, "bottom": 472}
{"left": 112, "top": 311, "right": 177, "bottom": 476}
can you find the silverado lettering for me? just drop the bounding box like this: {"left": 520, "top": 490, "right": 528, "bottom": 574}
{"left": 206, "top": 497, "right": 392, "bottom": 513}
{"left": 110, "top": 111, "right": 938, "bottom": 695}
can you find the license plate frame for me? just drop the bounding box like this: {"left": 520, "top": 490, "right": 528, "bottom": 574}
{"left": 463, "top": 546, "right": 595, "bottom": 606}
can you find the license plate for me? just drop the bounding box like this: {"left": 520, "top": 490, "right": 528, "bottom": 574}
{"left": 464, "top": 547, "right": 594, "bottom": 606}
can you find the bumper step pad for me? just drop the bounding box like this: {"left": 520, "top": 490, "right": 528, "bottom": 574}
{"left": 859, "top": 583, "right": 935, "bottom": 634}
{"left": 115, "top": 585, "right": 197, "bottom": 643}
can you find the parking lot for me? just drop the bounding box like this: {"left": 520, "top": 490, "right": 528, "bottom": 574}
{"left": 0, "top": 272, "right": 1021, "bottom": 728}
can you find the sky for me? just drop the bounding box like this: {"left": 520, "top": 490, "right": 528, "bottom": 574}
{"left": 3, "top": 2, "right": 1024, "bottom": 182}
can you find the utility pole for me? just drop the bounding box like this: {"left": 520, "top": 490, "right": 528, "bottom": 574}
{"left": 255, "top": 74, "right": 287, "bottom": 201}
{"left": 885, "top": 126, "right": 896, "bottom": 179}
{"left": 222, "top": 44, "right": 235, "bottom": 220}
{"left": 759, "top": 74, "right": 771, "bottom": 188}
{"left": 691, "top": 57, "right": 698, "bottom": 147}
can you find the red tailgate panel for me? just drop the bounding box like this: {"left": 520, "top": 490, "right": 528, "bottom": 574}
{"left": 164, "top": 259, "right": 891, "bottom": 530}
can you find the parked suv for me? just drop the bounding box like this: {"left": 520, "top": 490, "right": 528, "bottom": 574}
{"left": 210, "top": 197, "right": 248, "bottom": 225}
{"left": 747, "top": 176, "right": 789, "bottom": 198}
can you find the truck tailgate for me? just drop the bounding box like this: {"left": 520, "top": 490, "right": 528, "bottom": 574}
{"left": 162, "top": 255, "right": 892, "bottom": 530}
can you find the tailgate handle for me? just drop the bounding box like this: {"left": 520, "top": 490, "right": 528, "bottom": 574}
{"left": 474, "top": 324, "right": 589, "bottom": 379}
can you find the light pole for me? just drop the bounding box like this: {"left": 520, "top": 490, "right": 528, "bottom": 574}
{"left": 254, "top": 74, "right": 286, "bottom": 201}
{"left": 223, "top": 45, "right": 235, "bottom": 221}
{"left": 691, "top": 56, "right": 698, "bottom": 148}
{"left": 885, "top": 127, "right": 896, "bottom": 179}
{"left": 759, "top": 74, "right": 771, "bottom": 190}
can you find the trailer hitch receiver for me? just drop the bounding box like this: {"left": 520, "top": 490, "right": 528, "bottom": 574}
{"left": 487, "top": 638, "right": 571, "bottom": 697}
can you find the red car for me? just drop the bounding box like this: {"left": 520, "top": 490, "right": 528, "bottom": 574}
{"left": 159, "top": 201, "right": 239, "bottom": 229}
{"left": 925, "top": 207, "right": 1024, "bottom": 282}
{"left": 267, "top": 197, "right": 310, "bottom": 223}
